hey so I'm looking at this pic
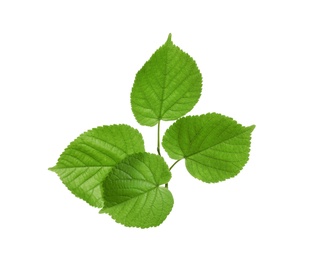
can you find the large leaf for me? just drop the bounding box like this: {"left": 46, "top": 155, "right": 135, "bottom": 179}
{"left": 100, "top": 153, "right": 173, "bottom": 228}
{"left": 162, "top": 113, "right": 255, "bottom": 183}
{"left": 49, "top": 125, "right": 145, "bottom": 208}
{"left": 131, "top": 34, "right": 202, "bottom": 126}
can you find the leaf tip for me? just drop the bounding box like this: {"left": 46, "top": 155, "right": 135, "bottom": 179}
{"left": 167, "top": 33, "right": 172, "bottom": 43}
{"left": 99, "top": 208, "right": 106, "bottom": 214}
{"left": 248, "top": 124, "right": 256, "bottom": 132}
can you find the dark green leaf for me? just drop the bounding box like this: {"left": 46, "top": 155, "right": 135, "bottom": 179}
{"left": 100, "top": 153, "right": 173, "bottom": 228}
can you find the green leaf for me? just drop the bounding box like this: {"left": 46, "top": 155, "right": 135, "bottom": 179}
{"left": 131, "top": 34, "right": 202, "bottom": 126}
{"left": 162, "top": 113, "right": 255, "bottom": 183}
{"left": 100, "top": 153, "right": 173, "bottom": 228}
{"left": 49, "top": 125, "right": 145, "bottom": 208}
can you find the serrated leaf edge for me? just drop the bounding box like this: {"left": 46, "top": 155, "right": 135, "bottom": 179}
{"left": 48, "top": 124, "right": 146, "bottom": 208}
{"left": 99, "top": 152, "right": 174, "bottom": 228}
{"left": 49, "top": 124, "right": 145, "bottom": 169}
{"left": 130, "top": 33, "right": 203, "bottom": 126}
{"left": 162, "top": 112, "right": 255, "bottom": 183}
{"left": 187, "top": 126, "right": 255, "bottom": 184}
{"left": 101, "top": 187, "right": 174, "bottom": 229}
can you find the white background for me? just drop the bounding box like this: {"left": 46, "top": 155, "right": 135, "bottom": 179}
{"left": 1, "top": 1, "right": 314, "bottom": 259}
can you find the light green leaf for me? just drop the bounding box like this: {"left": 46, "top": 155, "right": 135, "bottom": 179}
{"left": 100, "top": 153, "right": 173, "bottom": 228}
{"left": 162, "top": 113, "right": 255, "bottom": 183}
{"left": 131, "top": 34, "right": 202, "bottom": 126}
{"left": 49, "top": 125, "right": 145, "bottom": 208}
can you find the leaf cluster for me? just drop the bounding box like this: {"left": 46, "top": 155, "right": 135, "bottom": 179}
{"left": 49, "top": 34, "right": 255, "bottom": 228}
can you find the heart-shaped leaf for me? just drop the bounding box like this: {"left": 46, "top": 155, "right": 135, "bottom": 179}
{"left": 131, "top": 34, "right": 202, "bottom": 126}
{"left": 162, "top": 113, "right": 255, "bottom": 183}
{"left": 100, "top": 153, "right": 173, "bottom": 228}
{"left": 49, "top": 125, "right": 145, "bottom": 208}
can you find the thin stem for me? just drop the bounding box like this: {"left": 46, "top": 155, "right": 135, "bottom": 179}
{"left": 165, "top": 159, "right": 181, "bottom": 189}
{"left": 157, "top": 121, "right": 161, "bottom": 156}
{"left": 169, "top": 159, "right": 181, "bottom": 171}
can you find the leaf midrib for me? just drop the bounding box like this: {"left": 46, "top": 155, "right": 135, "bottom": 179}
{"left": 184, "top": 126, "right": 253, "bottom": 159}
{"left": 158, "top": 42, "right": 170, "bottom": 120}
{"left": 104, "top": 186, "right": 163, "bottom": 209}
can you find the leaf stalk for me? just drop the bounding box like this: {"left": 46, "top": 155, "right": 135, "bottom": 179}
{"left": 165, "top": 159, "right": 181, "bottom": 188}
{"left": 157, "top": 120, "right": 161, "bottom": 156}
{"left": 169, "top": 159, "right": 181, "bottom": 171}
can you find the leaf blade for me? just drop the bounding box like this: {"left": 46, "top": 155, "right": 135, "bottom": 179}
{"left": 100, "top": 153, "right": 174, "bottom": 228}
{"left": 162, "top": 113, "right": 255, "bottom": 183}
{"left": 49, "top": 124, "right": 145, "bottom": 208}
{"left": 131, "top": 34, "right": 202, "bottom": 126}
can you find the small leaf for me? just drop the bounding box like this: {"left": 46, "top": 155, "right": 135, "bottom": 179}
{"left": 49, "top": 125, "right": 145, "bottom": 208}
{"left": 100, "top": 153, "right": 173, "bottom": 228}
{"left": 162, "top": 113, "right": 255, "bottom": 183}
{"left": 131, "top": 34, "right": 202, "bottom": 126}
